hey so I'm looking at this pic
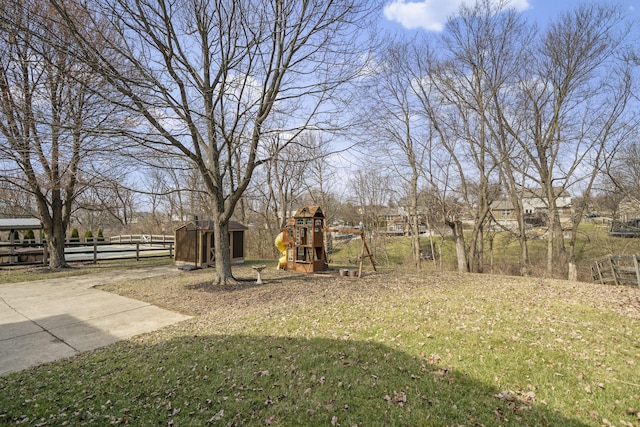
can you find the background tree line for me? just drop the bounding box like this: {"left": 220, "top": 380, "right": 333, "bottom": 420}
{"left": 0, "top": 0, "right": 638, "bottom": 282}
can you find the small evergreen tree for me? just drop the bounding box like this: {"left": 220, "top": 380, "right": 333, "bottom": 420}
{"left": 84, "top": 230, "right": 93, "bottom": 242}
{"left": 70, "top": 228, "right": 80, "bottom": 243}
{"left": 97, "top": 228, "right": 105, "bottom": 242}
{"left": 23, "top": 229, "right": 35, "bottom": 245}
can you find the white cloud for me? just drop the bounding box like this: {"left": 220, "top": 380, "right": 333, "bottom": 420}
{"left": 383, "top": 0, "right": 531, "bottom": 32}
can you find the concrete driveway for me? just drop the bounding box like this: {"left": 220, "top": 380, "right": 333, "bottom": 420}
{"left": 0, "top": 266, "right": 191, "bottom": 376}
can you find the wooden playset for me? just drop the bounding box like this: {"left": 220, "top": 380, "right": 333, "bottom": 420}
{"left": 275, "top": 206, "right": 376, "bottom": 277}
{"left": 276, "top": 206, "right": 328, "bottom": 273}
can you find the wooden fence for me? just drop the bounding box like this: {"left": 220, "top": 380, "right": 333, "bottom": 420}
{"left": 109, "top": 234, "right": 174, "bottom": 244}
{"left": 591, "top": 255, "right": 640, "bottom": 286}
{"left": 0, "top": 241, "right": 173, "bottom": 266}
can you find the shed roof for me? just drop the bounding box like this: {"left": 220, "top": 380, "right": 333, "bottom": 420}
{"left": 0, "top": 218, "right": 42, "bottom": 231}
{"left": 177, "top": 220, "right": 248, "bottom": 232}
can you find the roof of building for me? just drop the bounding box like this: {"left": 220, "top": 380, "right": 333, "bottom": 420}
{"left": 522, "top": 187, "right": 571, "bottom": 199}
{"left": 294, "top": 206, "right": 324, "bottom": 218}
{"left": 490, "top": 200, "right": 515, "bottom": 210}
{"left": 177, "top": 220, "right": 248, "bottom": 231}
{"left": 0, "top": 218, "right": 42, "bottom": 231}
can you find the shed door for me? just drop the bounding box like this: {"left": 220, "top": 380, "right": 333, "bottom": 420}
{"left": 175, "top": 229, "right": 197, "bottom": 264}
{"left": 232, "top": 230, "right": 244, "bottom": 259}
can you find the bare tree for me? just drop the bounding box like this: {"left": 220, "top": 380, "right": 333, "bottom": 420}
{"left": 403, "top": 0, "right": 637, "bottom": 279}
{"left": 408, "top": 56, "right": 468, "bottom": 272}
{"left": 513, "top": 3, "right": 636, "bottom": 278}
{"left": 365, "top": 40, "right": 431, "bottom": 269}
{"left": 264, "top": 131, "right": 314, "bottom": 230}
{"left": 301, "top": 134, "right": 345, "bottom": 256}
{"left": 603, "top": 137, "right": 640, "bottom": 204}
{"left": 51, "top": 0, "right": 376, "bottom": 284}
{"left": 0, "top": 180, "right": 36, "bottom": 218}
{"left": 350, "top": 166, "right": 392, "bottom": 263}
{"left": 0, "top": 0, "right": 119, "bottom": 267}
{"left": 76, "top": 177, "right": 139, "bottom": 231}
{"left": 243, "top": 129, "right": 329, "bottom": 259}
{"left": 409, "top": 0, "right": 527, "bottom": 273}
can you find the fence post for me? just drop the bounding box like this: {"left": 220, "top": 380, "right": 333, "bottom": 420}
{"left": 169, "top": 242, "right": 173, "bottom": 258}
{"left": 93, "top": 242, "right": 98, "bottom": 264}
{"left": 608, "top": 257, "right": 618, "bottom": 285}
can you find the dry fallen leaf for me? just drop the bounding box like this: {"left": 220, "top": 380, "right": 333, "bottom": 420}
{"left": 384, "top": 391, "right": 407, "bottom": 407}
{"left": 206, "top": 409, "right": 224, "bottom": 424}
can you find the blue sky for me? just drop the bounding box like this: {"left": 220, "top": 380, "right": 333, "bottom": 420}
{"left": 381, "top": 0, "right": 638, "bottom": 31}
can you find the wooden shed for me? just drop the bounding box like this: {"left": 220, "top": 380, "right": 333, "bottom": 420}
{"left": 174, "top": 220, "right": 247, "bottom": 269}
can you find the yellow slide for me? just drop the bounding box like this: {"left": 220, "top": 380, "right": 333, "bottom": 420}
{"left": 275, "top": 232, "right": 287, "bottom": 270}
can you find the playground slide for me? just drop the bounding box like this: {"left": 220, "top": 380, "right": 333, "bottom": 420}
{"left": 275, "top": 232, "right": 287, "bottom": 269}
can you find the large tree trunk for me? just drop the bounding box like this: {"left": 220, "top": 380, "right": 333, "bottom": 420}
{"left": 519, "top": 231, "right": 530, "bottom": 277}
{"left": 447, "top": 219, "right": 468, "bottom": 273}
{"left": 410, "top": 213, "right": 421, "bottom": 269}
{"left": 36, "top": 190, "right": 70, "bottom": 269}
{"left": 468, "top": 222, "right": 484, "bottom": 274}
{"left": 544, "top": 189, "right": 567, "bottom": 277}
{"left": 468, "top": 197, "right": 492, "bottom": 274}
{"left": 546, "top": 217, "right": 554, "bottom": 276}
{"left": 407, "top": 190, "right": 421, "bottom": 269}
{"left": 213, "top": 220, "right": 234, "bottom": 285}
{"left": 46, "top": 220, "right": 68, "bottom": 269}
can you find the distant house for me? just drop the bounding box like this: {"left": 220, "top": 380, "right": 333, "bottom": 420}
{"left": 617, "top": 195, "right": 640, "bottom": 222}
{"left": 489, "top": 200, "right": 517, "bottom": 227}
{"left": 377, "top": 206, "right": 428, "bottom": 236}
{"left": 490, "top": 188, "right": 573, "bottom": 227}
{"left": 351, "top": 205, "right": 429, "bottom": 236}
{"left": 377, "top": 207, "right": 405, "bottom": 235}
{"left": 522, "top": 188, "right": 572, "bottom": 217}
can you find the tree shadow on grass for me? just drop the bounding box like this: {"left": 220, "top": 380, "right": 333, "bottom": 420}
{"left": 0, "top": 335, "right": 592, "bottom": 426}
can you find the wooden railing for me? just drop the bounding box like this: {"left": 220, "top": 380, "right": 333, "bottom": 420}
{"left": 109, "top": 234, "right": 174, "bottom": 244}
{"left": 0, "top": 241, "right": 173, "bottom": 266}
{"left": 592, "top": 255, "right": 640, "bottom": 286}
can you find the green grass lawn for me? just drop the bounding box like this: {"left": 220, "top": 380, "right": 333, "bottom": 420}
{"left": 1, "top": 263, "right": 639, "bottom": 426}
{"left": 328, "top": 223, "right": 640, "bottom": 281}
{"left": 0, "top": 257, "right": 173, "bottom": 284}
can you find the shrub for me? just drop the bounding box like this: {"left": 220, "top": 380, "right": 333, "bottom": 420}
{"left": 97, "top": 228, "right": 105, "bottom": 242}
{"left": 70, "top": 228, "right": 80, "bottom": 243}
{"left": 23, "top": 229, "right": 35, "bottom": 245}
{"left": 84, "top": 230, "right": 94, "bottom": 242}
